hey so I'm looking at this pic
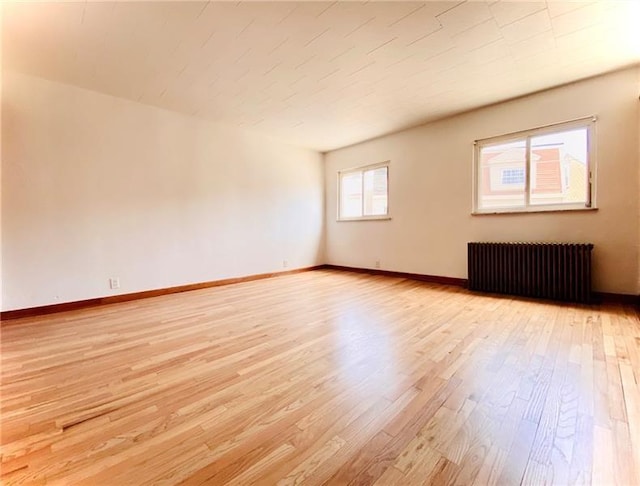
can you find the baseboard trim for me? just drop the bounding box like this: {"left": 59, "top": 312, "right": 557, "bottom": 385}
{"left": 324, "top": 265, "right": 639, "bottom": 307}
{"left": 594, "top": 292, "right": 640, "bottom": 306}
{"left": 324, "top": 264, "right": 468, "bottom": 288}
{"left": 3, "top": 265, "right": 636, "bottom": 321}
{"left": 0, "top": 265, "right": 325, "bottom": 322}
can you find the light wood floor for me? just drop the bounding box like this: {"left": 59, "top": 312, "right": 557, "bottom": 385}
{"left": 1, "top": 270, "right": 639, "bottom": 485}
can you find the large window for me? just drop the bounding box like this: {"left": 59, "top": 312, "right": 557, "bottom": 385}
{"left": 338, "top": 162, "right": 389, "bottom": 220}
{"left": 473, "top": 118, "right": 595, "bottom": 214}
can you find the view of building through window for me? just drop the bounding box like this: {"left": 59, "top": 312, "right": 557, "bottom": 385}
{"left": 339, "top": 164, "right": 388, "bottom": 219}
{"left": 477, "top": 125, "right": 590, "bottom": 212}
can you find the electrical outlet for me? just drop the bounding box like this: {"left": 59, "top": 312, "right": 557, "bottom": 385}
{"left": 283, "top": 260, "right": 288, "bottom": 268}
{"left": 109, "top": 277, "right": 120, "bottom": 290}
{"left": 375, "top": 260, "right": 381, "bottom": 269}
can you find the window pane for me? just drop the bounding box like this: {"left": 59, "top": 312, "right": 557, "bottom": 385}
{"left": 529, "top": 128, "right": 588, "bottom": 206}
{"left": 478, "top": 140, "right": 526, "bottom": 210}
{"left": 340, "top": 171, "right": 363, "bottom": 218}
{"left": 363, "top": 167, "right": 388, "bottom": 216}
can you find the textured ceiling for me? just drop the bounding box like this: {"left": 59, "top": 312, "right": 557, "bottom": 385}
{"left": 3, "top": 1, "right": 640, "bottom": 151}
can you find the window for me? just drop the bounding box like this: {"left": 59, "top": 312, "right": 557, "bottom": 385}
{"left": 501, "top": 168, "right": 525, "bottom": 185}
{"left": 473, "top": 117, "right": 595, "bottom": 214}
{"left": 338, "top": 162, "right": 389, "bottom": 220}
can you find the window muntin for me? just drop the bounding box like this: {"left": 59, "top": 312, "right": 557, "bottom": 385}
{"left": 338, "top": 163, "right": 389, "bottom": 220}
{"left": 474, "top": 118, "right": 594, "bottom": 214}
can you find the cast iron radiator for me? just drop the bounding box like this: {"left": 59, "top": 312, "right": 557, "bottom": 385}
{"left": 467, "top": 242, "right": 594, "bottom": 303}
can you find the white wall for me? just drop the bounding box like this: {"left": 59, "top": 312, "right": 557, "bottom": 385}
{"left": 0, "top": 4, "right": 3, "bottom": 311}
{"left": 637, "top": 67, "right": 640, "bottom": 295}
{"left": 325, "top": 67, "right": 640, "bottom": 295}
{"left": 1, "top": 72, "right": 324, "bottom": 311}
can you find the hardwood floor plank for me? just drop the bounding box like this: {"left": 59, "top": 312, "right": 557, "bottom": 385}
{"left": 620, "top": 362, "right": 640, "bottom": 485}
{"left": 495, "top": 414, "right": 537, "bottom": 484}
{"left": 324, "top": 430, "right": 393, "bottom": 485}
{"left": 1, "top": 270, "right": 638, "bottom": 485}
{"left": 471, "top": 444, "right": 508, "bottom": 486}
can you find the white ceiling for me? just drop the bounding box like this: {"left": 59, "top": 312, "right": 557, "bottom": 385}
{"left": 3, "top": 1, "right": 640, "bottom": 152}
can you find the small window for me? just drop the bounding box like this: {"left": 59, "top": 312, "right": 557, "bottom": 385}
{"left": 501, "top": 168, "right": 525, "bottom": 185}
{"left": 473, "top": 117, "right": 595, "bottom": 214}
{"left": 338, "top": 162, "right": 389, "bottom": 220}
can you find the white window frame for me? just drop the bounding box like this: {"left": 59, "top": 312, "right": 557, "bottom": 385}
{"left": 337, "top": 161, "right": 390, "bottom": 221}
{"left": 472, "top": 116, "right": 597, "bottom": 215}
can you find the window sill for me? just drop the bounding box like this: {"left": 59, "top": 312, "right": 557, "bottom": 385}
{"left": 337, "top": 216, "right": 392, "bottom": 222}
{"left": 472, "top": 206, "right": 598, "bottom": 216}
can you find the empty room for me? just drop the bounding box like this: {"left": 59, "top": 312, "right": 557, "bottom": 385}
{"left": 1, "top": 1, "right": 639, "bottom": 484}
